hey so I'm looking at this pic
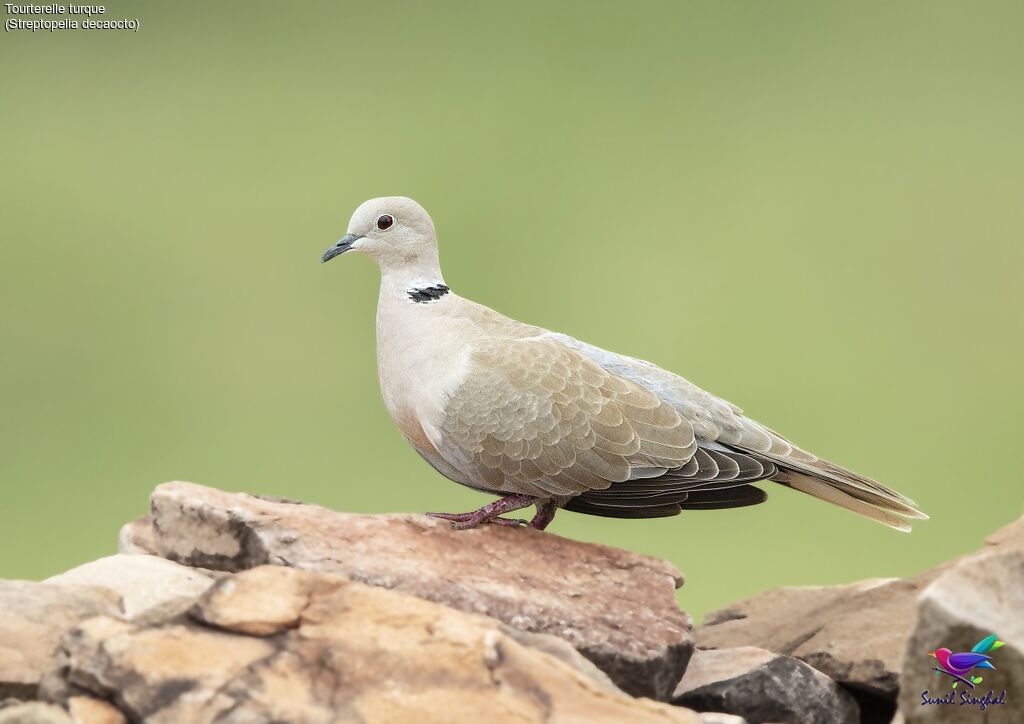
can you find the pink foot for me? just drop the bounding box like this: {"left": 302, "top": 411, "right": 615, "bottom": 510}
{"left": 427, "top": 511, "right": 526, "bottom": 528}
{"left": 529, "top": 499, "right": 558, "bottom": 530}
{"left": 426, "top": 494, "right": 535, "bottom": 530}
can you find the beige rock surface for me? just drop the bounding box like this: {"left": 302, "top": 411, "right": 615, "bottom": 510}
{"left": 979, "top": 514, "right": 1024, "bottom": 551}
{"left": 696, "top": 514, "right": 1024, "bottom": 705}
{"left": 148, "top": 481, "right": 692, "bottom": 699}
{"left": 677, "top": 647, "right": 776, "bottom": 691}
{"left": 66, "top": 697, "right": 127, "bottom": 724}
{"left": 116, "top": 516, "right": 157, "bottom": 556}
{"left": 695, "top": 715, "right": 747, "bottom": 724}
{"left": 0, "top": 488, "right": 1017, "bottom": 722}
{"left": 897, "top": 516, "right": 1024, "bottom": 723}
{"left": 696, "top": 576, "right": 931, "bottom": 698}
{"left": 190, "top": 563, "right": 312, "bottom": 636}
{"left": 62, "top": 565, "right": 700, "bottom": 723}
{"left": 0, "top": 701, "right": 71, "bottom": 724}
{"left": 191, "top": 565, "right": 622, "bottom": 693}
{"left": 0, "top": 582, "right": 119, "bottom": 700}
{"left": 46, "top": 555, "right": 214, "bottom": 625}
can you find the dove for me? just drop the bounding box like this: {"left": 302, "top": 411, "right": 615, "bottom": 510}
{"left": 321, "top": 196, "right": 927, "bottom": 531}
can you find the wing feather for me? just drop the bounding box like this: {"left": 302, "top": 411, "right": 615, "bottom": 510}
{"left": 542, "top": 332, "right": 926, "bottom": 528}
{"left": 437, "top": 338, "right": 695, "bottom": 497}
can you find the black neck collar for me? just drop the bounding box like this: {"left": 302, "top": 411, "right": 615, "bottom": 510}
{"left": 407, "top": 284, "right": 450, "bottom": 303}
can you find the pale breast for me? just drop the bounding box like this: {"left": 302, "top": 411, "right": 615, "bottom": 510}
{"left": 375, "top": 295, "right": 473, "bottom": 452}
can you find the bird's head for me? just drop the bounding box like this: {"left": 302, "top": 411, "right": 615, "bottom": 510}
{"left": 322, "top": 197, "right": 439, "bottom": 275}
{"left": 929, "top": 648, "right": 952, "bottom": 664}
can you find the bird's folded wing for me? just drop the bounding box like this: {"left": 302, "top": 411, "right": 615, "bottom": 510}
{"left": 543, "top": 332, "right": 926, "bottom": 523}
{"left": 435, "top": 337, "right": 699, "bottom": 498}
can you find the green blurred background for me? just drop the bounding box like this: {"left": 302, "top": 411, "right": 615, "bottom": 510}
{"left": 2, "top": 1, "right": 1022, "bottom": 621}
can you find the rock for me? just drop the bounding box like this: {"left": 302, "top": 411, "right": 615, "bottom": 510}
{"left": 498, "top": 627, "right": 621, "bottom": 694}
{"left": 117, "top": 516, "right": 157, "bottom": 556}
{"left": 189, "top": 564, "right": 312, "bottom": 636}
{"left": 672, "top": 647, "right": 858, "bottom": 724}
{"left": 191, "top": 565, "right": 621, "bottom": 693}
{"left": 979, "top": 514, "right": 1024, "bottom": 551}
{"left": 897, "top": 546, "right": 1024, "bottom": 723}
{"left": 0, "top": 701, "right": 71, "bottom": 724}
{"left": 697, "top": 514, "right": 1024, "bottom": 716}
{"left": 62, "top": 566, "right": 701, "bottom": 723}
{"left": 67, "top": 697, "right": 127, "bottom": 724}
{"left": 696, "top": 575, "right": 939, "bottom": 702}
{"left": 46, "top": 555, "right": 214, "bottom": 625}
{"left": 696, "top": 715, "right": 747, "bottom": 724}
{"left": 62, "top": 615, "right": 277, "bottom": 721}
{"left": 148, "top": 481, "right": 692, "bottom": 699}
{"left": 0, "top": 582, "right": 119, "bottom": 700}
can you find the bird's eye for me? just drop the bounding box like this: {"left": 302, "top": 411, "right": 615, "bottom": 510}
{"left": 376, "top": 214, "right": 394, "bottom": 231}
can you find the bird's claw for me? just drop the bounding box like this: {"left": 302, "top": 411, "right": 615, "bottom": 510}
{"left": 426, "top": 511, "right": 475, "bottom": 522}
{"left": 427, "top": 511, "right": 527, "bottom": 529}
{"left": 426, "top": 494, "right": 539, "bottom": 530}
{"left": 479, "top": 516, "right": 528, "bottom": 528}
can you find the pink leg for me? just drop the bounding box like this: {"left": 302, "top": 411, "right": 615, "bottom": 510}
{"left": 427, "top": 494, "right": 536, "bottom": 530}
{"left": 529, "top": 499, "right": 558, "bottom": 530}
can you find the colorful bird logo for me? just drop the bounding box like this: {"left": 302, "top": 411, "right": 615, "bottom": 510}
{"left": 929, "top": 634, "right": 1004, "bottom": 689}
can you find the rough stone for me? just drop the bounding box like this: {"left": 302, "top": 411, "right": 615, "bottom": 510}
{"left": 673, "top": 646, "right": 858, "bottom": 724}
{"left": 0, "top": 701, "right": 71, "bottom": 724}
{"left": 46, "top": 555, "right": 214, "bottom": 625}
{"left": 0, "top": 582, "right": 119, "bottom": 700}
{"left": 148, "top": 480, "right": 692, "bottom": 699}
{"left": 116, "top": 516, "right": 157, "bottom": 556}
{"left": 979, "top": 513, "right": 1024, "bottom": 552}
{"left": 189, "top": 563, "right": 312, "bottom": 636}
{"left": 62, "top": 565, "right": 701, "bottom": 723}
{"left": 897, "top": 546, "right": 1024, "bottom": 723}
{"left": 66, "top": 697, "right": 127, "bottom": 724}
{"left": 696, "top": 514, "right": 1024, "bottom": 712}
{"left": 696, "top": 574, "right": 940, "bottom": 702}
{"left": 696, "top": 715, "right": 747, "bottom": 724}
{"left": 192, "top": 565, "right": 620, "bottom": 694}
{"left": 498, "top": 627, "right": 621, "bottom": 694}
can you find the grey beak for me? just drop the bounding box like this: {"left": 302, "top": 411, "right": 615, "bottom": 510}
{"left": 321, "top": 234, "right": 362, "bottom": 263}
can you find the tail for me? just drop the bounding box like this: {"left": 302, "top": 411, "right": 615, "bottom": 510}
{"left": 769, "top": 456, "right": 927, "bottom": 531}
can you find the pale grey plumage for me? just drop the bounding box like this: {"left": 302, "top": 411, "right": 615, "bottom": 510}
{"left": 323, "top": 196, "right": 926, "bottom": 531}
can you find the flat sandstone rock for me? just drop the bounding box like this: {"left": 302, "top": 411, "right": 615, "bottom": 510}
{"left": 60, "top": 565, "right": 701, "bottom": 724}
{"left": 0, "top": 581, "right": 119, "bottom": 700}
{"left": 146, "top": 481, "right": 693, "bottom": 699}
{"left": 46, "top": 554, "right": 214, "bottom": 624}
{"left": 697, "top": 514, "right": 1024, "bottom": 711}
{"left": 897, "top": 516, "right": 1024, "bottom": 723}
{"left": 0, "top": 701, "right": 72, "bottom": 724}
{"left": 696, "top": 575, "right": 933, "bottom": 699}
